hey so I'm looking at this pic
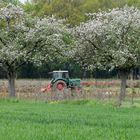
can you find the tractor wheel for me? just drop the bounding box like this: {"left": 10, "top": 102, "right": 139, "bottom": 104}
{"left": 53, "top": 80, "right": 67, "bottom": 92}
{"left": 52, "top": 80, "right": 67, "bottom": 100}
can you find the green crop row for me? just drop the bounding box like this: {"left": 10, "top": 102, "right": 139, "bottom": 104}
{"left": 0, "top": 99, "right": 140, "bottom": 140}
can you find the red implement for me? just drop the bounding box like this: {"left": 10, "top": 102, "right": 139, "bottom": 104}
{"left": 40, "top": 84, "right": 51, "bottom": 92}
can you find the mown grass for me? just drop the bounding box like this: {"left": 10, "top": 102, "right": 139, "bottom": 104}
{"left": 0, "top": 99, "right": 140, "bottom": 140}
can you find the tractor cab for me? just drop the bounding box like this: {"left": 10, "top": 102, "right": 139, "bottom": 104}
{"left": 52, "top": 71, "right": 69, "bottom": 79}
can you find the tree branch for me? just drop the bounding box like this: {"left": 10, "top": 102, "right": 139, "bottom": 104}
{"left": 0, "top": 37, "right": 7, "bottom": 47}
{"left": 15, "top": 61, "right": 26, "bottom": 71}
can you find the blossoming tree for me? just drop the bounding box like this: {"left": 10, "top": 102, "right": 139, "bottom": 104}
{"left": 74, "top": 6, "right": 140, "bottom": 104}
{"left": 0, "top": 4, "right": 72, "bottom": 96}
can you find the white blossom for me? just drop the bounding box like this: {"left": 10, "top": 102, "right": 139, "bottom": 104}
{"left": 74, "top": 6, "right": 140, "bottom": 71}
{"left": 0, "top": 4, "right": 73, "bottom": 72}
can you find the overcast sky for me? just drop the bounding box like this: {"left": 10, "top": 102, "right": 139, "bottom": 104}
{"left": 19, "top": 0, "right": 27, "bottom": 3}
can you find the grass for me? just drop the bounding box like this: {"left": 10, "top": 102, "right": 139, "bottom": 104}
{"left": 0, "top": 99, "right": 140, "bottom": 140}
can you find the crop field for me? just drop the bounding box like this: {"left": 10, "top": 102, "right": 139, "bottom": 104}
{"left": 0, "top": 79, "right": 140, "bottom": 102}
{"left": 0, "top": 99, "right": 140, "bottom": 140}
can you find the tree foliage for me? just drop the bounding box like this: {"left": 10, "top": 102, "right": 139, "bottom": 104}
{"left": 24, "top": 0, "right": 140, "bottom": 26}
{"left": 0, "top": 4, "right": 72, "bottom": 96}
{"left": 74, "top": 6, "right": 140, "bottom": 104}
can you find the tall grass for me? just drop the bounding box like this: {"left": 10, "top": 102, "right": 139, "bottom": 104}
{"left": 0, "top": 79, "right": 140, "bottom": 102}
{"left": 0, "top": 99, "right": 140, "bottom": 140}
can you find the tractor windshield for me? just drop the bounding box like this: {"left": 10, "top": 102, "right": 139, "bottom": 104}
{"left": 63, "top": 72, "right": 69, "bottom": 78}
{"left": 53, "top": 72, "right": 69, "bottom": 79}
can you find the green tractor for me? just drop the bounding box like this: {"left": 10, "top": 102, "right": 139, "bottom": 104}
{"left": 50, "top": 70, "right": 81, "bottom": 92}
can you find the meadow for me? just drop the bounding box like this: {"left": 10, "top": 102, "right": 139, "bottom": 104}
{"left": 0, "top": 99, "right": 140, "bottom": 140}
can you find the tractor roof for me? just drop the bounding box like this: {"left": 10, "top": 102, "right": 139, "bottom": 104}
{"left": 53, "top": 70, "right": 68, "bottom": 73}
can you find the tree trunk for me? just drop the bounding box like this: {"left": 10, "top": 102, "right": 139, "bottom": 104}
{"left": 118, "top": 69, "right": 129, "bottom": 106}
{"left": 7, "top": 72, "right": 16, "bottom": 97}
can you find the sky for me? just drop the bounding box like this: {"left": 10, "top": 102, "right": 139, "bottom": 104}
{"left": 19, "top": 0, "right": 27, "bottom": 3}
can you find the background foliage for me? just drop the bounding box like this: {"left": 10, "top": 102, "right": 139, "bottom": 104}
{"left": 0, "top": 0, "right": 140, "bottom": 79}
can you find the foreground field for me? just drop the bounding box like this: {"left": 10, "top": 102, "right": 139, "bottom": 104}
{"left": 0, "top": 99, "right": 140, "bottom": 140}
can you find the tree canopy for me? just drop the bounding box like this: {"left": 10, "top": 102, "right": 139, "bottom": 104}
{"left": 74, "top": 6, "right": 140, "bottom": 104}
{"left": 0, "top": 3, "right": 72, "bottom": 96}
{"left": 24, "top": 0, "right": 140, "bottom": 26}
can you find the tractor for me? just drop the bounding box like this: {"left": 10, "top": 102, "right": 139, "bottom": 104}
{"left": 41, "top": 70, "right": 81, "bottom": 92}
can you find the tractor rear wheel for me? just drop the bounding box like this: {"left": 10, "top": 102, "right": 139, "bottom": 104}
{"left": 53, "top": 80, "right": 67, "bottom": 92}
{"left": 52, "top": 80, "right": 67, "bottom": 100}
